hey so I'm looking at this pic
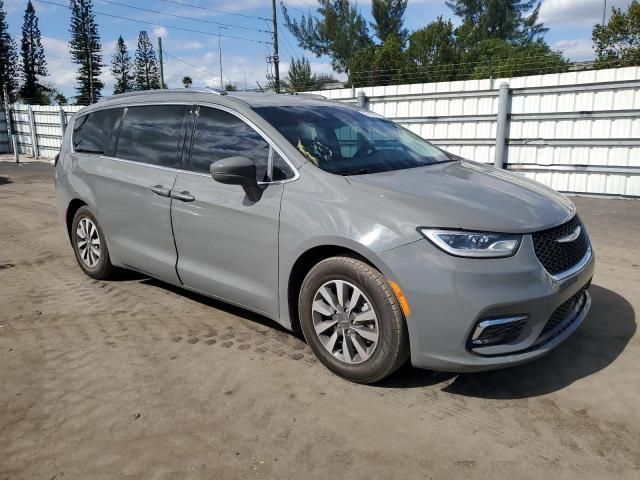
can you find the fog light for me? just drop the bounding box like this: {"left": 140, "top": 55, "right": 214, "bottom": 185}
{"left": 470, "top": 315, "right": 527, "bottom": 348}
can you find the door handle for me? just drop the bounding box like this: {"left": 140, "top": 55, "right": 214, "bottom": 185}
{"left": 171, "top": 190, "right": 195, "bottom": 202}
{"left": 150, "top": 185, "right": 171, "bottom": 197}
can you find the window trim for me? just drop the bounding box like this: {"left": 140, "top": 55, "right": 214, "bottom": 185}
{"left": 186, "top": 103, "right": 299, "bottom": 184}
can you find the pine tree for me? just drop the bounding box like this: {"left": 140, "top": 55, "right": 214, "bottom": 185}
{"left": 134, "top": 31, "right": 160, "bottom": 91}
{"left": 446, "top": 0, "right": 547, "bottom": 45}
{"left": 371, "top": 0, "right": 408, "bottom": 43}
{"left": 69, "top": 0, "right": 103, "bottom": 104}
{"left": 0, "top": 0, "right": 19, "bottom": 104}
{"left": 19, "top": 1, "right": 49, "bottom": 104}
{"left": 282, "top": 0, "right": 371, "bottom": 76}
{"left": 111, "top": 36, "right": 134, "bottom": 94}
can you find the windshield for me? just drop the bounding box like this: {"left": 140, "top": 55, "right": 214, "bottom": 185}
{"left": 253, "top": 105, "right": 454, "bottom": 175}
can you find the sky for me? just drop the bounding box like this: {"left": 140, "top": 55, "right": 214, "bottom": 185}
{"left": 1, "top": 0, "right": 635, "bottom": 100}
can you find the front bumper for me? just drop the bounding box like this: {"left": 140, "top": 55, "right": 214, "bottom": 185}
{"left": 379, "top": 235, "right": 595, "bottom": 372}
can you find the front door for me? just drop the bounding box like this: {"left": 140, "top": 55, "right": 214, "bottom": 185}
{"left": 171, "top": 106, "right": 287, "bottom": 317}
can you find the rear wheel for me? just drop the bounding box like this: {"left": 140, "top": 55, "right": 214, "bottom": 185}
{"left": 71, "top": 206, "right": 116, "bottom": 280}
{"left": 298, "top": 256, "right": 409, "bottom": 384}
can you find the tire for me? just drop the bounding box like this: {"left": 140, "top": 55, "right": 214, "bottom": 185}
{"left": 298, "top": 256, "right": 410, "bottom": 384}
{"left": 71, "top": 206, "right": 117, "bottom": 280}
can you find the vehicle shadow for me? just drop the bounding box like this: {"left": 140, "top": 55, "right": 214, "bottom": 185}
{"left": 0, "top": 176, "right": 13, "bottom": 185}
{"left": 139, "top": 277, "right": 296, "bottom": 337}
{"left": 379, "top": 284, "right": 636, "bottom": 397}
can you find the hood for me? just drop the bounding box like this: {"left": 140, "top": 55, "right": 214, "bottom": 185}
{"left": 346, "top": 160, "right": 575, "bottom": 234}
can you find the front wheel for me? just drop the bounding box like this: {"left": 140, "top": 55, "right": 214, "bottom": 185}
{"left": 298, "top": 256, "right": 410, "bottom": 384}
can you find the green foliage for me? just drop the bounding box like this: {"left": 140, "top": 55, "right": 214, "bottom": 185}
{"left": 593, "top": 0, "right": 640, "bottom": 67}
{"left": 20, "top": 1, "right": 49, "bottom": 105}
{"left": 285, "top": 57, "right": 313, "bottom": 91}
{"left": 0, "top": 0, "right": 19, "bottom": 104}
{"left": 446, "top": 0, "right": 547, "bottom": 45}
{"left": 351, "top": 35, "right": 407, "bottom": 87}
{"left": 283, "top": 57, "right": 338, "bottom": 92}
{"left": 69, "top": 0, "right": 104, "bottom": 104}
{"left": 134, "top": 31, "right": 160, "bottom": 91}
{"left": 282, "top": 0, "right": 371, "bottom": 74}
{"left": 224, "top": 82, "right": 237, "bottom": 91}
{"left": 371, "top": 0, "right": 408, "bottom": 43}
{"left": 182, "top": 76, "right": 192, "bottom": 88}
{"left": 111, "top": 36, "right": 134, "bottom": 95}
{"left": 464, "top": 39, "right": 568, "bottom": 79}
{"left": 405, "top": 17, "right": 460, "bottom": 83}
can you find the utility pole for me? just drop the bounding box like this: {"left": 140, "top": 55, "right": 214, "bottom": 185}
{"left": 218, "top": 26, "right": 227, "bottom": 91}
{"left": 602, "top": 0, "right": 607, "bottom": 25}
{"left": 271, "top": 0, "right": 280, "bottom": 93}
{"left": 158, "top": 37, "right": 165, "bottom": 89}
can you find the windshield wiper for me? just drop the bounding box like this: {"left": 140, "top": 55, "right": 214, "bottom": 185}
{"left": 335, "top": 168, "right": 372, "bottom": 176}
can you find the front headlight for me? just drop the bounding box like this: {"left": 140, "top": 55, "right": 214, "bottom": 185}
{"left": 419, "top": 228, "right": 521, "bottom": 258}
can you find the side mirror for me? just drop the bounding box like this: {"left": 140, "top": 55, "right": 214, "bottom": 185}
{"left": 211, "top": 156, "right": 262, "bottom": 202}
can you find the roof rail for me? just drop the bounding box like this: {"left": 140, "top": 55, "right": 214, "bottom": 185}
{"left": 100, "top": 87, "right": 227, "bottom": 102}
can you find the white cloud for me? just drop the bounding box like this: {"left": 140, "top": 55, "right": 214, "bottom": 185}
{"left": 153, "top": 26, "right": 169, "bottom": 39}
{"left": 540, "top": 0, "right": 633, "bottom": 26}
{"left": 552, "top": 38, "right": 595, "bottom": 60}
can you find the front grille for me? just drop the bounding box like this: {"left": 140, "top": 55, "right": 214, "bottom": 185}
{"left": 540, "top": 284, "right": 589, "bottom": 337}
{"left": 532, "top": 215, "right": 589, "bottom": 276}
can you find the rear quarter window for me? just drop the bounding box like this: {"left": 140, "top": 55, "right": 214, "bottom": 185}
{"left": 72, "top": 108, "right": 123, "bottom": 155}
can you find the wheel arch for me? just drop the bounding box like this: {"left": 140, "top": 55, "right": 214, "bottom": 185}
{"left": 66, "top": 198, "right": 88, "bottom": 240}
{"left": 286, "top": 243, "right": 389, "bottom": 332}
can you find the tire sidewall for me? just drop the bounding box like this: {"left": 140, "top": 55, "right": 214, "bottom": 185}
{"left": 299, "top": 257, "right": 407, "bottom": 383}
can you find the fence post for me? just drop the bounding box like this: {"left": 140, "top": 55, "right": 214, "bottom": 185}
{"left": 59, "top": 107, "right": 66, "bottom": 136}
{"left": 27, "top": 105, "right": 38, "bottom": 158}
{"left": 494, "top": 82, "right": 511, "bottom": 169}
{"left": 356, "top": 90, "right": 367, "bottom": 109}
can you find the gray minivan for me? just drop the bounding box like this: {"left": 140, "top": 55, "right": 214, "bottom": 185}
{"left": 55, "top": 89, "right": 594, "bottom": 383}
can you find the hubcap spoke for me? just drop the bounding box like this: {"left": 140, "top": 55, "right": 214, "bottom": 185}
{"left": 352, "top": 325, "right": 377, "bottom": 342}
{"left": 342, "top": 333, "right": 353, "bottom": 363}
{"left": 311, "top": 279, "right": 379, "bottom": 365}
{"left": 312, "top": 299, "right": 333, "bottom": 317}
{"left": 351, "top": 334, "right": 369, "bottom": 359}
{"left": 353, "top": 310, "right": 376, "bottom": 323}
{"left": 315, "top": 319, "right": 338, "bottom": 335}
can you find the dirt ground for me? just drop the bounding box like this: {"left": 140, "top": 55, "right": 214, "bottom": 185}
{"left": 0, "top": 159, "right": 639, "bottom": 480}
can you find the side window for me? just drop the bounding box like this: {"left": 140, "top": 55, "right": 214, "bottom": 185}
{"left": 190, "top": 107, "right": 270, "bottom": 180}
{"left": 115, "top": 105, "right": 188, "bottom": 168}
{"left": 72, "top": 108, "right": 123, "bottom": 155}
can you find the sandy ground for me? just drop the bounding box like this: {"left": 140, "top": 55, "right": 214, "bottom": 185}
{"left": 0, "top": 159, "right": 639, "bottom": 480}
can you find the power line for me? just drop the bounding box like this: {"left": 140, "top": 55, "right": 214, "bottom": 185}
{"left": 281, "top": 1, "right": 320, "bottom": 21}
{"left": 158, "top": 0, "right": 270, "bottom": 22}
{"left": 34, "top": 0, "right": 273, "bottom": 45}
{"left": 97, "top": 0, "right": 272, "bottom": 34}
{"left": 162, "top": 50, "right": 219, "bottom": 78}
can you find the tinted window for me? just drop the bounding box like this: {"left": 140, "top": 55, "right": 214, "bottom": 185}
{"left": 190, "top": 107, "right": 270, "bottom": 179}
{"left": 73, "top": 108, "right": 122, "bottom": 154}
{"left": 116, "top": 105, "right": 188, "bottom": 168}
{"left": 254, "top": 106, "right": 452, "bottom": 175}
